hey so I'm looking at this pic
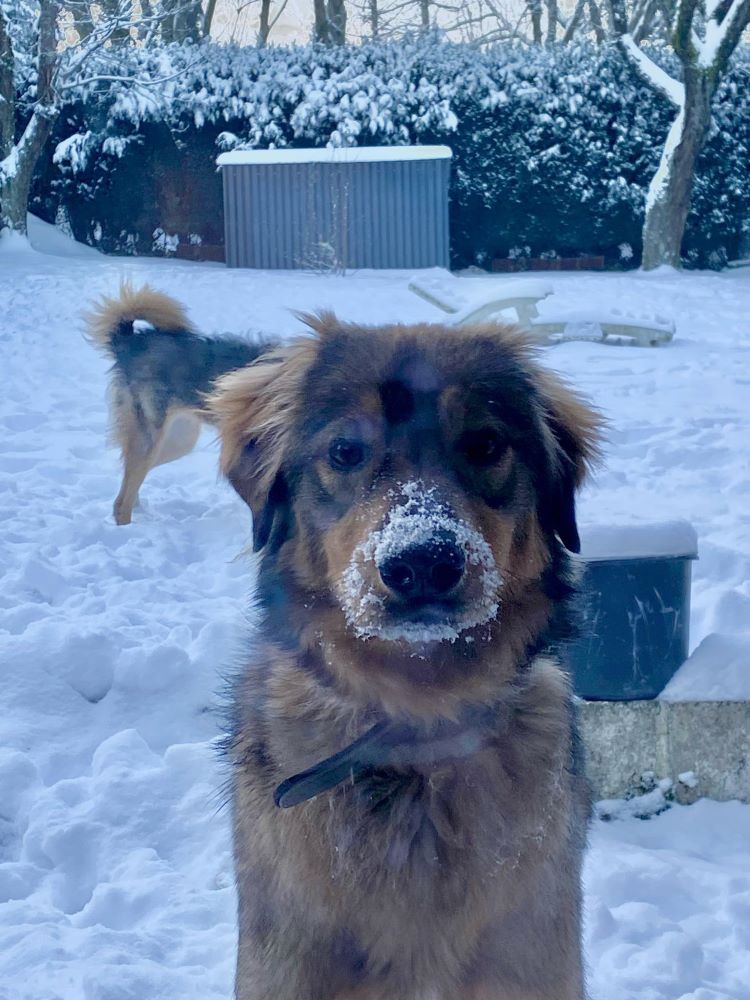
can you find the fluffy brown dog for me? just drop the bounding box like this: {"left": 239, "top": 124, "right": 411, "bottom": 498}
{"left": 209, "top": 313, "right": 601, "bottom": 1000}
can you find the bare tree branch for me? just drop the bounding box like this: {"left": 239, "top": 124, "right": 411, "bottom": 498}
{"left": 705, "top": 0, "right": 750, "bottom": 72}
{"left": 562, "top": 0, "right": 587, "bottom": 41}
{"left": 619, "top": 32, "right": 684, "bottom": 103}
{"left": 267, "top": 0, "right": 289, "bottom": 33}
{"left": 38, "top": 0, "right": 61, "bottom": 107}
{"left": 672, "top": 0, "right": 700, "bottom": 60}
{"left": 628, "top": 0, "right": 661, "bottom": 41}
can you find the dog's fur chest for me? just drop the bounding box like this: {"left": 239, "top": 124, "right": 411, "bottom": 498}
{"left": 231, "top": 655, "right": 583, "bottom": 996}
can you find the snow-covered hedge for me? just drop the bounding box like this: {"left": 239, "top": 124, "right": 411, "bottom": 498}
{"left": 39, "top": 37, "right": 750, "bottom": 266}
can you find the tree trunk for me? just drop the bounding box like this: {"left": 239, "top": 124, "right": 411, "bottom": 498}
{"left": 588, "top": 0, "right": 605, "bottom": 42}
{"left": 546, "top": 0, "right": 558, "bottom": 42}
{"left": 0, "top": 9, "right": 14, "bottom": 161}
{"left": 204, "top": 0, "right": 219, "bottom": 37}
{"left": 1, "top": 0, "right": 58, "bottom": 237}
{"left": 0, "top": 112, "right": 55, "bottom": 235}
{"left": 327, "top": 0, "right": 347, "bottom": 43}
{"left": 0, "top": 165, "right": 35, "bottom": 234}
{"left": 605, "top": 0, "right": 628, "bottom": 34}
{"left": 369, "top": 0, "right": 379, "bottom": 36}
{"left": 313, "top": 0, "right": 330, "bottom": 42}
{"left": 641, "top": 69, "right": 713, "bottom": 269}
{"left": 258, "top": 0, "right": 271, "bottom": 44}
{"left": 562, "top": 0, "right": 586, "bottom": 42}
{"left": 529, "top": 0, "right": 543, "bottom": 42}
{"left": 420, "top": 0, "right": 430, "bottom": 30}
{"left": 313, "top": 0, "right": 346, "bottom": 44}
{"left": 172, "top": 0, "right": 203, "bottom": 41}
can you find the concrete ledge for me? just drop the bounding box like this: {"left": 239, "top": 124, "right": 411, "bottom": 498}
{"left": 579, "top": 700, "right": 750, "bottom": 804}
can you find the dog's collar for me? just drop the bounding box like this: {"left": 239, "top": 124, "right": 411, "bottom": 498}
{"left": 274, "top": 708, "right": 499, "bottom": 809}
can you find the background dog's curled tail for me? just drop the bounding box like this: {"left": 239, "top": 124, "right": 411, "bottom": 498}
{"left": 85, "top": 281, "right": 194, "bottom": 355}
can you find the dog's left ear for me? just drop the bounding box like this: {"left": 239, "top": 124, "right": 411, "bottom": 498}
{"left": 207, "top": 337, "right": 319, "bottom": 551}
{"left": 533, "top": 370, "right": 602, "bottom": 553}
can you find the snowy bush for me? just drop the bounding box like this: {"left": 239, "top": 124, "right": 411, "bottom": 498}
{"left": 37, "top": 36, "right": 750, "bottom": 266}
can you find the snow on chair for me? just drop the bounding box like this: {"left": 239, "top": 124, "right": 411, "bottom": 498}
{"left": 408, "top": 269, "right": 674, "bottom": 346}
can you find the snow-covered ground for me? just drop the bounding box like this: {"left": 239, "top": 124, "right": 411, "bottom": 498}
{"left": 1, "top": 218, "right": 749, "bottom": 999}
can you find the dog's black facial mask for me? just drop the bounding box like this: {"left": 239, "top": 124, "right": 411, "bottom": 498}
{"left": 484, "top": 376, "right": 582, "bottom": 556}
{"left": 253, "top": 472, "right": 291, "bottom": 553}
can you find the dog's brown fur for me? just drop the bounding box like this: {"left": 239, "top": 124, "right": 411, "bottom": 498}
{"left": 86, "top": 282, "right": 272, "bottom": 525}
{"left": 209, "top": 314, "right": 601, "bottom": 1000}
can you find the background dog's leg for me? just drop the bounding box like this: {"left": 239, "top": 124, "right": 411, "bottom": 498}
{"left": 113, "top": 407, "right": 165, "bottom": 526}
{"left": 112, "top": 406, "right": 200, "bottom": 525}
{"left": 114, "top": 437, "right": 158, "bottom": 525}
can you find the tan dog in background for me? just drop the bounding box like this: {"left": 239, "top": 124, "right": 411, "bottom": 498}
{"left": 87, "top": 283, "right": 273, "bottom": 524}
{"left": 209, "top": 313, "right": 601, "bottom": 1000}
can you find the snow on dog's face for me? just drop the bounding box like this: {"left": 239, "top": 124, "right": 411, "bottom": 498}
{"left": 209, "top": 315, "right": 600, "bottom": 700}
{"left": 339, "top": 481, "right": 502, "bottom": 643}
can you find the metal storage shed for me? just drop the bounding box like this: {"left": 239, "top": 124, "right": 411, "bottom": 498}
{"left": 217, "top": 146, "right": 452, "bottom": 270}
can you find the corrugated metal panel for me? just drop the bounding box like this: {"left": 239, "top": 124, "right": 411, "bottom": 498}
{"left": 220, "top": 149, "right": 451, "bottom": 270}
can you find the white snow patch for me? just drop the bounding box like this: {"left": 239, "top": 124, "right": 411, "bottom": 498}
{"left": 595, "top": 778, "right": 674, "bottom": 821}
{"left": 585, "top": 799, "right": 750, "bottom": 1000}
{"left": 153, "top": 227, "right": 180, "bottom": 255}
{"left": 341, "top": 482, "right": 501, "bottom": 643}
{"left": 678, "top": 770, "right": 699, "bottom": 789}
{"left": 1, "top": 235, "right": 750, "bottom": 997}
{"left": 660, "top": 633, "right": 750, "bottom": 701}
{"left": 0, "top": 227, "right": 34, "bottom": 256}
{"left": 53, "top": 131, "right": 94, "bottom": 173}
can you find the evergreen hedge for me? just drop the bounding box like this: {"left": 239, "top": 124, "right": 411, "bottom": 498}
{"left": 37, "top": 37, "right": 750, "bottom": 267}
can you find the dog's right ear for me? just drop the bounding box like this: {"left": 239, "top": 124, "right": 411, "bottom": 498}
{"left": 207, "top": 338, "right": 319, "bottom": 551}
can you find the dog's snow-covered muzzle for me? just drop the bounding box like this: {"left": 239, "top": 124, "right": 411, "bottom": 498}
{"left": 340, "top": 482, "right": 502, "bottom": 643}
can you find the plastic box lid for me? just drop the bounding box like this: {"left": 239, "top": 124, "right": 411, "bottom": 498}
{"left": 576, "top": 520, "right": 698, "bottom": 562}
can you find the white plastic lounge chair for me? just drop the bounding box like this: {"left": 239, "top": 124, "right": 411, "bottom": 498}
{"left": 409, "top": 271, "right": 553, "bottom": 327}
{"left": 408, "top": 270, "right": 674, "bottom": 347}
{"left": 529, "top": 310, "right": 674, "bottom": 347}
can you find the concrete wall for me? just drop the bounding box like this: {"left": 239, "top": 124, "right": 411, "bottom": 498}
{"left": 579, "top": 700, "right": 750, "bottom": 804}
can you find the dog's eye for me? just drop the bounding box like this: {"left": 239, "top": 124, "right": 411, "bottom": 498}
{"left": 459, "top": 429, "right": 507, "bottom": 466}
{"left": 328, "top": 438, "right": 366, "bottom": 471}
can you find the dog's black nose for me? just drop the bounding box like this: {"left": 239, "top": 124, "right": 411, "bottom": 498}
{"left": 379, "top": 530, "right": 465, "bottom": 601}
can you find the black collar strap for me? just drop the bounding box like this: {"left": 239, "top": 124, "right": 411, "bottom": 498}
{"left": 274, "top": 710, "right": 498, "bottom": 809}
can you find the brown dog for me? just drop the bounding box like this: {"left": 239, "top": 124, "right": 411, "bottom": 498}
{"left": 86, "top": 283, "right": 273, "bottom": 525}
{"left": 209, "top": 313, "right": 601, "bottom": 1000}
